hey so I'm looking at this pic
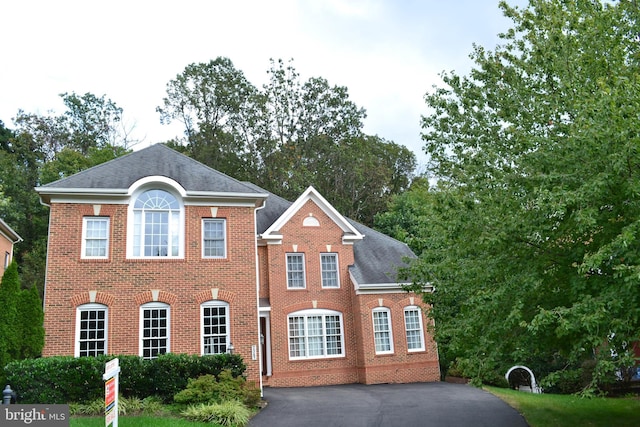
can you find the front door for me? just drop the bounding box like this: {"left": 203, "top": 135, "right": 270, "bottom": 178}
{"left": 259, "top": 312, "right": 271, "bottom": 377}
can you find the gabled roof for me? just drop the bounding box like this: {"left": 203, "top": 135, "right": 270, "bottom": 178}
{"left": 261, "top": 186, "right": 364, "bottom": 245}
{"left": 246, "top": 183, "right": 416, "bottom": 287}
{"left": 35, "top": 144, "right": 267, "bottom": 205}
{"left": 34, "top": 144, "right": 415, "bottom": 287}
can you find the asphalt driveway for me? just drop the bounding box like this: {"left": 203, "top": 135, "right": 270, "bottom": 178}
{"left": 249, "top": 382, "right": 528, "bottom": 427}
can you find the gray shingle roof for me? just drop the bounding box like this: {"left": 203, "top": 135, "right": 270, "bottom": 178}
{"left": 37, "top": 144, "right": 415, "bottom": 285}
{"left": 39, "top": 143, "right": 262, "bottom": 194}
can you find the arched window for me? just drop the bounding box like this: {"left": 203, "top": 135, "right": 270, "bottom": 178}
{"left": 140, "top": 302, "right": 170, "bottom": 359}
{"left": 75, "top": 303, "right": 108, "bottom": 357}
{"left": 201, "top": 301, "right": 230, "bottom": 355}
{"left": 287, "top": 309, "right": 344, "bottom": 359}
{"left": 130, "top": 189, "right": 183, "bottom": 258}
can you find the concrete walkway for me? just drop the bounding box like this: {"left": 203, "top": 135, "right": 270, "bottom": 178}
{"left": 249, "top": 382, "right": 528, "bottom": 427}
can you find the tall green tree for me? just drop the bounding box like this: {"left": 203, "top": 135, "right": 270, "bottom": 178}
{"left": 16, "top": 285, "right": 44, "bottom": 359}
{"left": 0, "top": 93, "right": 131, "bottom": 292}
{"left": 156, "top": 57, "right": 259, "bottom": 177}
{"left": 390, "top": 0, "right": 640, "bottom": 391}
{"left": 0, "top": 262, "right": 21, "bottom": 371}
{"left": 158, "top": 57, "right": 415, "bottom": 226}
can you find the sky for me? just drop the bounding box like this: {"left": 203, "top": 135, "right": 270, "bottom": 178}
{"left": 0, "top": 0, "right": 526, "bottom": 168}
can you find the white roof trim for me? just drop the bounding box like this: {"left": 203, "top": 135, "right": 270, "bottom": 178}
{"left": 0, "top": 218, "right": 22, "bottom": 243}
{"left": 261, "top": 186, "right": 364, "bottom": 243}
{"left": 349, "top": 271, "right": 433, "bottom": 295}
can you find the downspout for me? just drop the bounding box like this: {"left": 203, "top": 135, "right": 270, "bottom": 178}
{"left": 254, "top": 198, "right": 267, "bottom": 397}
{"left": 37, "top": 194, "right": 52, "bottom": 315}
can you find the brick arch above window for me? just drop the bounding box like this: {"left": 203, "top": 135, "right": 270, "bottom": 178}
{"left": 194, "top": 288, "right": 236, "bottom": 305}
{"left": 280, "top": 300, "right": 346, "bottom": 314}
{"left": 364, "top": 298, "right": 401, "bottom": 311}
{"left": 71, "top": 291, "right": 115, "bottom": 307}
{"left": 134, "top": 290, "right": 178, "bottom": 306}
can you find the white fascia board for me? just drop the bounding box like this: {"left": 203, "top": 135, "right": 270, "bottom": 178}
{"left": 35, "top": 188, "right": 130, "bottom": 205}
{"left": 0, "top": 218, "right": 22, "bottom": 243}
{"left": 184, "top": 192, "right": 268, "bottom": 207}
{"left": 36, "top": 187, "right": 268, "bottom": 207}
{"left": 262, "top": 186, "right": 364, "bottom": 241}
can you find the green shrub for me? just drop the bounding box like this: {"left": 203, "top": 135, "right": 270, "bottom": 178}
{"left": 3, "top": 353, "right": 246, "bottom": 404}
{"left": 174, "top": 370, "right": 260, "bottom": 407}
{"left": 181, "top": 401, "right": 250, "bottom": 427}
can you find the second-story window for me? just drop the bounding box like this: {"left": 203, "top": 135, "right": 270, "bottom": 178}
{"left": 82, "top": 217, "right": 110, "bottom": 259}
{"left": 286, "top": 253, "right": 306, "bottom": 289}
{"left": 202, "top": 219, "right": 226, "bottom": 258}
{"left": 320, "top": 253, "right": 339, "bottom": 288}
{"left": 131, "top": 189, "right": 183, "bottom": 258}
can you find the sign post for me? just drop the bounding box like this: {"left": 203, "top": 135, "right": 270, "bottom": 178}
{"left": 103, "top": 358, "right": 121, "bottom": 427}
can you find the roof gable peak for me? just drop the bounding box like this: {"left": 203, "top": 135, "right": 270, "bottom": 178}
{"left": 261, "top": 186, "right": 364, "bottom": 245}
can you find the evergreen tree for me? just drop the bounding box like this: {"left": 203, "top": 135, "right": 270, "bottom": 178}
{"left": 17, "top": 285, "right": 44, "bottom": 359}
{"left": 0, "top": 262, "right": 20, "bottom": 369}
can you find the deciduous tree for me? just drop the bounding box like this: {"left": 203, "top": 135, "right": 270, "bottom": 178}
{"left": 386, "top": 0, "right": 640, "bottom": 391}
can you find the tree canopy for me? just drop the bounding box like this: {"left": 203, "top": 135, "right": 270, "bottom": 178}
{"left": 159, "top": 58, "right": 416, "bottom": 225}
{"left": 378, "top": 0, "right": 640, "bottom": 392}
{"left": 0, "top": 93, "right": 132, "bottom": 292}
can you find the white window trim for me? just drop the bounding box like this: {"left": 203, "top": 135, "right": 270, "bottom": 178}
{"left": 286, "top": 253, "right": 306, "bottom": 289}
{"left": 320, "top": 253, "right": 340, "bottom": 288}
{"left": 287, "top": 309, "right": 345, "bottom": 360}
{"left": 200, "top": 300, "right": 230, "bottom": 355}
{"left": 81, "top": 217, "right": 110, "bottom": 259}
{"left": 139, "top": 302, "right": 171, "bottom": 359}
{"left": 404, "top": 306, "right": 426, "bottom": 352}
{"left": 75, "top": 303, "right": 108, "bottom": 357}
{"left": 127, "top": 188, "right": 185, "bottom": 259}
{"left": 372, "top": 307, "right": 394, "bottom": 355}
{"left": 202, "top": 218, "right": 227, "bottom": 259}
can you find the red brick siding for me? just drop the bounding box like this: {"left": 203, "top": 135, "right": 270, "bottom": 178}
{"left": 263, "top": 199, "right": 439, "bottom": 387}
{"left": 42, "top": 202, "right": 261, "bottom": 384}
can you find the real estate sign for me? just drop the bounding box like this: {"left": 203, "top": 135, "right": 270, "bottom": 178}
{"left": 103, "top": 358, "right": 120, "bottom": 427}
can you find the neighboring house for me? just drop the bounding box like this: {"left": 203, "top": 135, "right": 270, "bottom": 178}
{"left": 35, "top": 144, "right": 439, "bottom": 389}
{"left": 0, "top": 218, "right": 22, "bottom": 272}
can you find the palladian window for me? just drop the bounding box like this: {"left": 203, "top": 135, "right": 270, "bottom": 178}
{"left": 130, "top": 189, "right": 183, "bottom": 258}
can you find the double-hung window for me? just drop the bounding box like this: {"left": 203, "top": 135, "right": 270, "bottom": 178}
{"left": 202, "top": 219, "right": 226, "bottom": 258}
{"left": 286, "top": 253, "right": 306, "bottom": 289}
{"left": 140, "top": 302, "right": 170, "bottom": 359}
{"left": 404, "top": 306, "right": 425, "bottom": 351}
{"left": 373, "top": 307, "right": 393, "bottom": 354}
{"left": 131, "top": 189, "right": 183, "bottom": 258}
{"left": 320, "top": 253, "right": 339, "bottom": 288}
{"left": 82, "top": 217, "right": 109, "bottom": 259}
{"left": 288, "top": 309, "right": 344, "bottom": 359}
{"left": 76, "top": 303, "right": 108, "bottom": 357}
{"left": 201, "top": 301, "right": 230, "bottom": 354}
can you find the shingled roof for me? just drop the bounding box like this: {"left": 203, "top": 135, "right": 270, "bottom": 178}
{"left": 243, "top": 182, "right": 416, "bottom": 286}
{"left": 36, "top": 144, "right": 415, "bottom": 286}
{"left": 38, "top": 143, "right": 262, "bottom": 195}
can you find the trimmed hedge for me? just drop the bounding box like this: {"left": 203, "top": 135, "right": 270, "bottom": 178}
{"left": 3, "top": 353, "right": 246, "bottom": 404}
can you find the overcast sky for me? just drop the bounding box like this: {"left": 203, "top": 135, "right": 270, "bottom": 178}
{"left": 0, "top": 0, "right": 526, "bottom": 167}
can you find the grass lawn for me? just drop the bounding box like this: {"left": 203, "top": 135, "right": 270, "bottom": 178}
{"left": 70, "top": 415, "right": 214, "bottom": 427}
{"left": 485, "top": 386, "right": 640, "bottom": 427}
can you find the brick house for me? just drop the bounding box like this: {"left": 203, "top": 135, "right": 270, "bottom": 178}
{"left": 35, "top": 144, "right": 439, "bottom": 389}
{"left": 0, "top": 218, "right": 22, "bottom": 272}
